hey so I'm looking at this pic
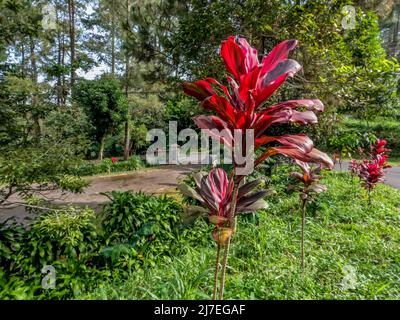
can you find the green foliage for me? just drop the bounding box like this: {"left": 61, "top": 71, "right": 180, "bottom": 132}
{"left": 78, "top": 172, "right": 400, "bottom": 299}
{"left": 100, "top": 191, "right": 181, "bottom": 245}
{"left": 172, "top": 0, "right": 399, "bottom": 118}
{"left": 0, "top": 206, "right": 107, "bottom": 300}
{"left": 328, "top": 128, "right": 377, "bottom": 160}
{"left": 74, "top": 76, "right": 128, "bottom": 152}
{"left": 2, "top": 172, "right": 400, "bottom": 299}
{"left": 27, "top": 207, "right": 99, "bottom": 265}
{"left": 68, "top": 156, "right": 144, "bottom": 176}
{"left": 0, "top": 146, "right": 88, "bottom": 207}
{"left": 343, "top": 117, "right": 400, "bottom": 159}
{"left": 164, "top": 96, "right": 202, "bottom": 131}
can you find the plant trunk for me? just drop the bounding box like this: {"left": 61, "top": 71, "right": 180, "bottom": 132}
{"left": 68, "top": 0, "right": 76, "bottom": 99}
{"left": 301, "top": 199, "right": 307, "bottom": 272}
{"left": 212, "top": 244, "right": 221, "bottom": 300}
{"left": 123, "top": 0, "right": 131, "bottom": 160}
{"left": 219, "top": 176, "right": 239, "bottom": 300}
{"left": 111, "top": 0, "right": 116, "bottom": 76}
{"left": 99, "top": 135, "right": 106, "bottom": 161}
{"left": 29, "top": 37, "right": 41, "bottom": 141}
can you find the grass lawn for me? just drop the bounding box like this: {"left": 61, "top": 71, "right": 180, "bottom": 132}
{"left": 77, "top": 171, "right": 400, "bottom": 300}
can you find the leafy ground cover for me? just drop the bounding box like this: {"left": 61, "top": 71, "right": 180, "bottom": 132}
{"left": 1, "top": 166, "right": 399, "bottom": 300}
{"left": 67, "top": 156, "right": 145, "bottom": 177}
{"left": 77, "top": 170, "right": 400, "bottom": 300}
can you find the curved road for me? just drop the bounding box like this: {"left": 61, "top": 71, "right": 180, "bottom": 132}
{"left": 0, "top": 165, "right": 198, "bottom": 223}
{"left": 1, "top": 163, "right": 399, "bottom": 223}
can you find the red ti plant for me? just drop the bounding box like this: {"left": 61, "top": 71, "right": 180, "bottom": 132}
{"left": 350, "top": 139, "right": 391, "bottom": 204}
{"left": 111, "top": 157, "right": 119, "bottom": 163}
{"left": 182, "top": 36, "right": 333, "bottom": 299}
{"left": 290, "top": 161, "right": 327, "bottom": 271}
{"left": 180, "top": 168, "right": 268, "bottom": 299}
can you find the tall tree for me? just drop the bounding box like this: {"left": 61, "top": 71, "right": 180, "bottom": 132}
{"left": 68, "top": 0, "right": 76, "bottom": 96}
{"left": 74, "top": 76, "right": 128, "bottom": 160}
{"left": 123, "top": 0, "right": 131, "bottom": 160}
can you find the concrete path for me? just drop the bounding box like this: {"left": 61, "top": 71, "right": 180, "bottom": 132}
{"left": 1, "top": 161, "right": 399, "bottom": 223}
{"left": 0, "top": 165, "right": 198, "bottom": 223}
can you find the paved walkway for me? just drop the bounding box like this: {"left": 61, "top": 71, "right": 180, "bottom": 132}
{"left": 1, "top": 162, "right": 399, "bottom": 223}
{"left": 0, "top": 165, "right": 198, "bottom": 223}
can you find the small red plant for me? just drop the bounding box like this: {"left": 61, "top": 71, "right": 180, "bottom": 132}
{"left": 350, "top": 139, "right": 391, "bottom": 203}
{"left": 290, "top": 160, "right": 327, "bottom": 271}
{"left": 180, "top": 167, "right": 268, "bottom": 299}
{"left": 111, "top": 157, "right": 119, "bottom": 163}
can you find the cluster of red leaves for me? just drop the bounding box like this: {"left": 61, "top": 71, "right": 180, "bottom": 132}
{"left": 182, "top": 36, "right": 333, "bottom": 169}
{"left": 111, "top": 157, "right": 119, "bottom": 163}
{"left": 350, "top": 139, "right": 391, "bottom": 191}
{"left": 290, "top": 160, "right": 327, "bottom": 201}
{"left": 180, "top": 168, "right": 267, "bottom": 245}
{"left": 181, "top": 36, "right": 333, "bottom": 243}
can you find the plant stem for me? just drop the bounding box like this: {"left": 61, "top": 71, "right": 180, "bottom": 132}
{"left": 368, "top": 187, "right": 372, "bottom": 207}
{"left": 301, "top": 199, "right": 307, "bottom": 273}
{"left": 219, "top": 177, "right": 239, "bottom": 300}
{"left": 219, "top": 238, "right": 230, "bottom": 300}
{"left": 212, "top": 244, "right": 221, "bottom": 300}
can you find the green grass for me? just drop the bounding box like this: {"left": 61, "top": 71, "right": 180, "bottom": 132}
{"left": 77, "top": 172, "right": 400, "bottom": 300}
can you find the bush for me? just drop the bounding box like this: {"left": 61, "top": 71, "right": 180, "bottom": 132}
{"left": 343, "top": 117, "right": 400, "bottom": 158}
{"left": 0, "top": 206, "right": 109, "bottom": 299}
{"left": 27, "top": 207, "right": 99, "bottom": 266}
{"left": 100, "top": 191, "right": 185, "bottom": 265}
{"left": 68, "top": 155, "right": 144, "bottom": 176}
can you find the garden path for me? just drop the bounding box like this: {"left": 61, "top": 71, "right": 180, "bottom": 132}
{"left": 1, "top": 162, "right": 399, "bottom": 223}
{"left": 0, "top": 165, "right": 199, "bottom": 223}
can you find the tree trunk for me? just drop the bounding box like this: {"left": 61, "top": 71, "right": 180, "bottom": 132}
{"left": 56, "top": 6, "right": 62, "bottom": 107}
{"left": 391, "top": 6, "right": 400, "bottom": 57}
{"left": 99, "top": 135, "right": 106, "bottom": 161}
{"left": 29, "top": 37, "right": 41, "bottom": 140}
{"left": 111, "top": 0, "right": 116, "bottom": 76}
{"left": 123, "top": 0, "right": 131, "bottom": 161}
{"left": 68, "top": 0, "right": 76, "bottom": 99}
{"left": 123, "top": 119, "right": 130, "bottom": 160}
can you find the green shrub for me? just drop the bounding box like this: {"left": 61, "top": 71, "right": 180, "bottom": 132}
{"left": 29, "top": 207, "right": 98, "bottom": 259}
{"left": 0, "top": 218, "right": 25, "bottom": 274}
{"left": 0, "top": 206, "right": 111, "bottom": 299}
{"left": 343, "top": 117, "right": 400, "bottom": 158}
{"left": 68, "top": 155, "right": 144, "bottom": 176}
{"left": 100, "top": 191, "right": 182, "bottom": 251}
